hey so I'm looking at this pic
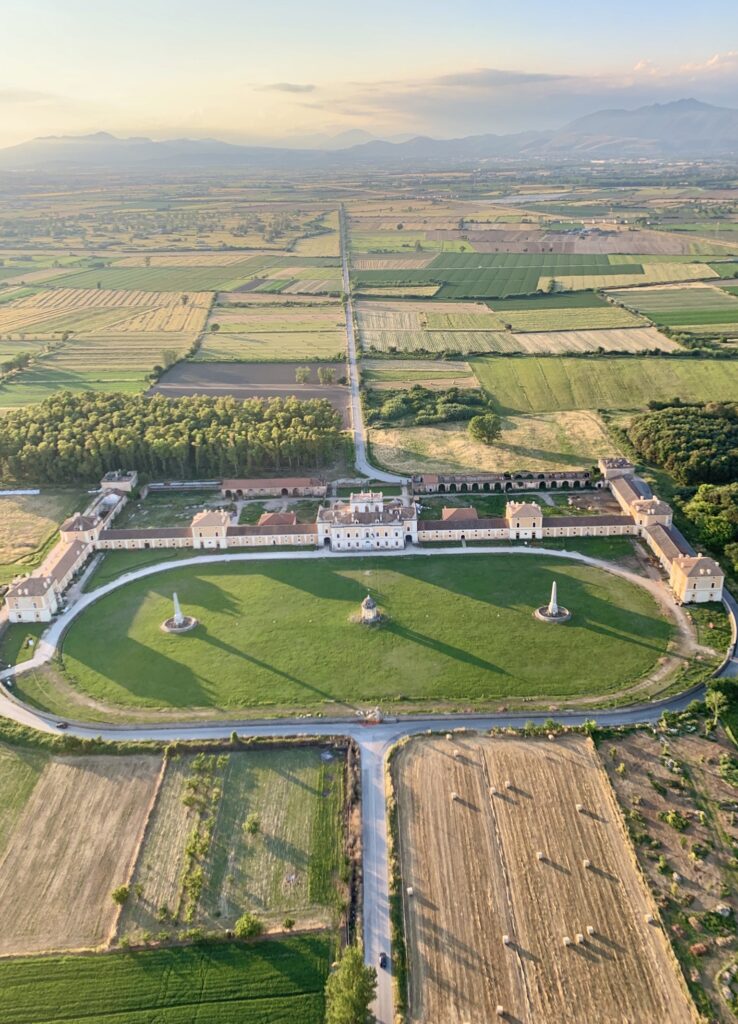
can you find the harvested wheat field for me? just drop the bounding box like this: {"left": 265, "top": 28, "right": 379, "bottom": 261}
{"left": 0, "top": 755, "right": 161, "bottom": 954}
{"left": 395, "top": 735, "right": 695, "bottom": 1024}
{"left": 370, "top": 410, "right": 617, "bottom": 474}
{"left": 0, "top": 287, "right": 212, "bottom": 338}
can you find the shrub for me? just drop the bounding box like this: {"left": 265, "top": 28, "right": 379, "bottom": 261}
{"left": 111, "top": 885, "right": 130, "bottom": 906}
{"left": 234, "top": 913, "right": 263, "bottom": 939}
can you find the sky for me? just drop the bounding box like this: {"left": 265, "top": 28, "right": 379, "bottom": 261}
{"left": 1, "top": 0, "right": 737, "bottom": 147}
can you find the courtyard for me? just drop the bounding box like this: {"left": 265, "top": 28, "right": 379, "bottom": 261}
{"left": 58, "top": 553, "right": 675, "bottom": 714}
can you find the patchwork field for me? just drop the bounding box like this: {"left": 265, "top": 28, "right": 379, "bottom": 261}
{"left": 0, "top": 754, "right": 161, "bottom": 954}
{"left": 0, "top": 936, "right": 332, "bottom": 1024}
{"left": 198, "top": 300, "right": 346, "bottom": 361}
{"left": 370, "top": 409, "right": 618, "bottom": 473}
{"left": 473, "top": 355, "right": 738, "bottom": 414}
{"left": 395, "top": 735, "right": 694, "bottom": 1024}
{"left": 0, "top": 287, "right": 212, "bottom": 338}
{"left": 0, "top": 489, "right": 85, "bottom": 581}
{"left": 356, "top": 299, "right": 676, "bottom": 353}
{"left": 119, "top": 746, "right": 345, "bottom": 941}
{"left": 60, "top": 555, "right": 672, "bottom": 713}
{"left": 44, "top": 266, "right": 267, "bottom": 292}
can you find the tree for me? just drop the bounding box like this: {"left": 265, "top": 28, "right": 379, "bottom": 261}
{"left": 706, "top": 688, "right": 729, "bottom": 728}
{"left": 546, "top": 277, "right": 558, "bottom": 293}
{"left": 317, "top": 366, "right": 335, "bottom": 385}
{"left": 210, "top": 322, "right": 220, "bottom": 333}
{"left": 111, "top": 885, "right": 129, "bottom": 906}
{"left": 467, "top": 412, "right": 502, "bottom": 446}
{"left": 234, "top": 912, "right": 263, "bottom": 939}
{"left": 295, "top": 365, "right": 312, "bottom": 384}
{"left": 325, "top": 945, "right": 377, "bottom": 1024}
{"left": 283, "top": 916, "right": 295, "bottom": 931}
{"left": 243, "top": 812, "right": 260, "bottom": 835}
{"left": 181, "top": 294, "right": 189, "bottom": 306}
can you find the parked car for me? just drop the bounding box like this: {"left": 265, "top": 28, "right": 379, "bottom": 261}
{"left": 379, "top": 952, "right": 388, "bottom": 970}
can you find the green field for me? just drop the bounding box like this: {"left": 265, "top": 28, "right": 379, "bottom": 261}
{"left": 0, "top": 937, "right": 330, "bottom": 1024}
{"left": 473, "top": 356, "right": 738, "bottom": 414}
{"left": 0, "top": 743, "right": 47, "bottom": 858}
{"left": 613, "top": 284, "right": 738, "bottom": 328}
{"left": 48, "top": 266, "right": 259, "bottom": 292}
{"left": 352, "top": 253, "right": 643, "bottom": 299}
{"left": 0, "top": 367, "right": 148, "bottom": 408}
{"left": 60, "top": 555, "right": 672, "bottom": 712}
{"left": 501, "top": 306, "right": 645, "bottom": 332}
{"left": 196, "top": 331, "right": 345, "bottom": 361}
{"left": 119, "top": 746, "right": 344, "bottom": 941}
{"left": 487, "top": 292, "right": 609, "bottom": 310}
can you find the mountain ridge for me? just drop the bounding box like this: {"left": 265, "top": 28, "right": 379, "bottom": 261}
{"left": 1, "top": 99, "right": 736, "bottom": 172}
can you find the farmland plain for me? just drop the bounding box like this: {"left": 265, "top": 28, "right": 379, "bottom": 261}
{"left": 0, "top": 755, "right": 160, "bottom": 954}
{"left": 395, "top": 735, "right": 694, "bottom": 1024}
{"left": 473, "top": 356, "right": 738, "bottom": 414}
{"left": 0, "top": 936, "right": 332, "bottom": 1024}
{"left": 119, "top": 746, "right": 345, "bottom": 941}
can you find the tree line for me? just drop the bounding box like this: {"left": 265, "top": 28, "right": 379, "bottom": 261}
{"left": 628, "top": 402, "right": 738, "bottom": 485}
{"left": 0, "top": 391, "right": 344, "bottom": 483}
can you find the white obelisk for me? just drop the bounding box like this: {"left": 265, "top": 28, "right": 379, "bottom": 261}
{"left": 547, "top": 581, "right": 559, "bottom": 617}
{"left": 172, "top": 592, "right": 184, "bottom": 628}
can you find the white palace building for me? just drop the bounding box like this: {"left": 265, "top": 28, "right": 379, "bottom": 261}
{"left": 4, "top": 460, "right": 726, "bottom": 623}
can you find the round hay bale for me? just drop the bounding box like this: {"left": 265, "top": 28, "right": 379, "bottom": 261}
{"left": 505, "top": 779, "right": 512, "bottom": 790}
{"left": 586, "top": 925, "right": 595, "bottom": 936}
{"left": 576, "top": 933, "right": 585, "bottom": 944}
{"left": 536, "top": 851, "right": 544, "bottom": 861}
{"left": 576, "top": 803, "right": 584, "bottom": 813}
{"left": 563, "top": 936, "right": 572, "bottom": 947}
{"left": 450, "top": 791, "right": 459, "bottom": 802}
{"left": 582, "top": 858, "right": 591, "bottom": 870}
{"left": 496, "top": 1007, "right": 505, "bottom": 1018}
{"left": 502, "top": 934, "right": 511, "bottom": 946}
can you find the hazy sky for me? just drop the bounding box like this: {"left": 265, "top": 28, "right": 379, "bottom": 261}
{"left": 1, "top": 0, "right": 737, "bottom": 147}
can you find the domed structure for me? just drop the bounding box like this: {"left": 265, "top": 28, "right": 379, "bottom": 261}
{"left": 361, "top": 593, "right": 381, "bottom": 624}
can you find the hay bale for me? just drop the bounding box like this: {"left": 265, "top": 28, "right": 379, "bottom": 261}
{"left": 496, "top": 1006, "right": 505, "bottom": 1018}
{"left": 645, "top": 913, "right": 655, "bottom": 925}
{"left": 536, "top": 851, "right": 544, "bottom": 861}
{"left": 563, "top": 936, "right": 572, "bottom": 947}
{"left": 453, "top": 749, "right": 461, "bottom": 760}
{"left": 489, "top": 786, "right": 497, "bottom": 797}
{"left": 502, "top": 934, "right": 511, "bottom": 946}
{"left": 586, "top": 925, "right": 595, "bottom": 936}
{"left": 576, "top": 933, "right": 585, "bottom": 944}
{"left": 445, "top": 733, "right": 453, "bottom": 742}
{"left": 450, "top": 791, "right": 459, "bottom": 802}
{"left": 406, "top": 886, "right": 414, "bottom": 897}
{"left": 576, "top": 803, "right": 584, "bottom": 813}
{"left": 505, "top": 779, "right": 512, "bottom": 790}
{"left": 582, "top": 858, "right": 591, "bottom": 869}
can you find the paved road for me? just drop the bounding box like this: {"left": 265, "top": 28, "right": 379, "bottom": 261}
{"left": 2, "top": 542, "right": 735, "bottom": 1024}
{"left": 339, "top": 206, "right": 405, "bottom": 485}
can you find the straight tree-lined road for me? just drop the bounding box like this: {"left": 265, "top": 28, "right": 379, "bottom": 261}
{"left": 339, "top": 205, "right": 405, "bottom": 484}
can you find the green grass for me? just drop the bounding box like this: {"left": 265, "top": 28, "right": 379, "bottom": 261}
{"left": 473, "top": 356, "right": 738, "bottom": 414}
{"left": 0, "top": 937, "right": 331, "bottom": 1024}
{"left": 60, "top": 555, "right": 673, "bottom": 711}
{"left": 199, "top": 748, "right": 344, "bottom": 926}
{"left": 708, "top": 263, "right": 738, "bottom": 278}
{"left": 0, "top": 622, "right": 46, "bottom": 668}
{"left": 114, "top": 491, "right": 224, "bottom": 529}
{"left": 85, "top": 549, "right": 213, "bottom": 591}
{"left": 46, "top": 266, "right": 260, "bottom": 292}
{"left": 488, "top": 291, "right": 604, "bottom": 310}
{"left": 0, "top": 367, "right": 147, "bottom": 408}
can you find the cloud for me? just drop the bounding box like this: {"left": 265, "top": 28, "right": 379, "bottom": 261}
{"left": 430, "top": 67, "right": 572, "bottom": 88}
{"left": 680, "top": 50, "right": 738, "bottom": 74}
{"left": 259, "top": 82, "right": 315, "bottom": 94}
{"left": 0, "top": 87, "right": 58, "bottom": 104}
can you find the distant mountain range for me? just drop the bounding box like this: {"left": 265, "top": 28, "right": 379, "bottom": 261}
{"left": 1, "top": 99, "right": 736, "bottom": 173}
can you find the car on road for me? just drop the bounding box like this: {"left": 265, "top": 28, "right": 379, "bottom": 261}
{"left": 55, "top": 721, "right": 69, "bottom": 730}
{"left": 379, "top": 952, "right": 388, "bottom": 970}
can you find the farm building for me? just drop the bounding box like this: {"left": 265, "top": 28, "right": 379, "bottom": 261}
{"left": 4, "top": 460, "right": 727, "bottom": 622}
{"left": 412, "top": 469, "right": 594, "bottom": 494}
{"left": 221, "top": 477, "right": 327, "bottom": 499}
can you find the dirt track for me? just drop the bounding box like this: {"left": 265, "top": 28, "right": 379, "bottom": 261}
{"left": 395, "top": 735, "right": 696, "bottom": 1024}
